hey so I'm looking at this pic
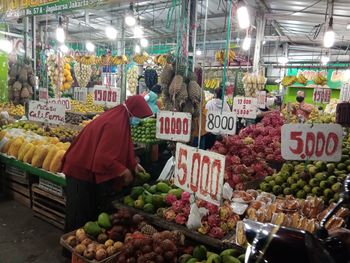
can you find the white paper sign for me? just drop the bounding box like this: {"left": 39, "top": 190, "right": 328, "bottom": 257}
{"left": 39, "top": 88, "right": 48, "bottom": 101}
{"left": 205, "top": 111, "right": 237, "bottom": 135}
{"left": 257, "top": 91, "right": 267, "bottom": 109}
{"left": 232, "top": 97, "right": 257, "bottom": 119}
{"left": 313, "top": 87, "right": 331, "bottom": 103}
{"left": 93, "top": 85, "right": 121, "bottom": 107}
{"left": 48, "top": 98, "right": 71, "bottom": 111}
{"left": 156, "top": 111, "right": 192, "bottom": 142}
{"left": 340, "top": 83, "right": 350, "bottom": 102}
{"left": 281, "top": 124, "right": 343, "bottom": 162}
{"left": 174, "top": 143, "right": 225, "bottom": 206}
{"left": 73, "top": 88, "right": 87, "bottom": 102}
{"left": 28, "top": 101, "right": 65, "bottom": 124}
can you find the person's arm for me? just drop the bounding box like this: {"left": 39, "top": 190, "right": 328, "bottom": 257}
{"left": 300, "top": 103, "right": 312, "bottom": 114}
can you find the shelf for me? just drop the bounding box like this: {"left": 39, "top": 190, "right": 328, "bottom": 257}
{"left": 0, "top": 154, "right": 66, "bottom": 187}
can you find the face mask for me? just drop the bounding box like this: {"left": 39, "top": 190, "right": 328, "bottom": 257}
{"left": 130, "top": 117, "right": 140, "bottom": 126}
{"left": 296, "top": 96, "right": 304, "bottom": 103}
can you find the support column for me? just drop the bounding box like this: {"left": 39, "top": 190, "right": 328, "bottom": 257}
{"left": 31, "top": 16, "right": 36, "bottom": 100}
{"left": 120, "top": 18, "right": 126, "bottom": 102}
{"left": 24, "top": 17, "right": 29, "bottom": 59}
{"left": 189, "top": 0, "right": 197, "bottom": 71}
{"left": 253, "top": 13, "right": 266, "bottom": 73}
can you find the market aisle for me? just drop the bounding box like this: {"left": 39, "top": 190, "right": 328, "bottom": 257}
{"left": 0, "top": 198, "right": 69, "bottom": 263}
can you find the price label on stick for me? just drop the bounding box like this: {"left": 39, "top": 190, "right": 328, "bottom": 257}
{"left": 281, "top": 124, "right": 343, "bottom": 162}
{"left": 93, "top": 85, "right": 120, "bottom": 107}
{"left": 313, "top": 87, "right": 331, "bottom": 103}
{"left": 232, "top": 97, "right": 257, "bottom": 119}
{"left": 48, "top": 98, "right": 71, "bottom": 111}
{"left": 28, "top": 100, "right": 65, "bottom": 125}
{"left": 205, "top": 111, "right": 237, "bottom": 135}
{"left": 257, "top": 91, "right": 267, "bottom": 109}
{"left": 156, "top": 111, "right": 192, "bottom": 142}
{"left": 174, "top": 143, "right": 225, "bottom": 206}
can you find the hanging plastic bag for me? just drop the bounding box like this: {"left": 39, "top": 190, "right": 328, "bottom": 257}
{"left": 186, "top": 203, "right": 207, "bottom": 230}
{"left": 222, "top": 182, "right": 233, "bottom": 200}
{"left": 158, "top": 156, "right": 174, "bottom": 181}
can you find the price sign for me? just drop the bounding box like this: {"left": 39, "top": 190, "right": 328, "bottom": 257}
{"left": 28, "top": 101, "right": 65, "bottom": 125}
{"left": 232, "top": 97, "right": 257, "bottom": 119}
{"left": 340, "top": 83, "right": 350, "bottom": 102}
{"left": 205, "top": 111, "right": 237, "bottom": 135}
{"left": 48, "top": 98, "right": 71, "bottom": 111}
{"left": 156, "top": 111, "right": 192, "bottom": 142}
{"left": 39, "top": 88, "right": 48, "bottom": 101}
{"left": 93, "top": 85, "right": 121, "bottom": 107}
{"left": 257, "top": 91, "right": 267, "bottom": 109}
{"left": 174, "top": 143, "right": 225, "bottom": 206}
{"left": 73, "top": 88, "right": 87, "bottom": 102}
{"left": 281, "top": 124, "right": 343, "bottom": 162}
{"left": 313, "top": 87, "right": 331, "bottom": 103}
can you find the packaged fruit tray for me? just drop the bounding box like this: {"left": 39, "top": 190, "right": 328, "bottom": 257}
{"left": 60, "top": 231, "right": 120, "bottom": 263}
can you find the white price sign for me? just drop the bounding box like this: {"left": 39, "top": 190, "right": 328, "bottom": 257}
{"left": 74, "top": 88, "right": 87, "bottom": 102}
{"left": 48, "top": 98, "right": 71, "bottom": 111}
{"left": 281, "top": 124, "right": 343, "bottom": 162}
{"left": 28, "top": 101, "right": 65, "bottom": 125}
{"left": 313, "top": 87, "right": 331, "bottom": 103}
{"left": 205, "top": 111, "right": 237, "bottom": 135}
{"left": 340, "top": 83, "right": 350, "bottom": 102}
{"left": 39, "top": 88, "right": 48, "bottom": 101}
{"left": 232, "top": 97, "right": 257, "bottom": 119}
{"left": 156, "top": 111, "right": 192, "bottom": 142}
{"left": 174, "top": 143, "right": 225, "bottom": 206}
{"left": 257, "top": 91, "right": 267, "bottom": 109}
{"left": 93, "top": 85, "right": 121, "bottom": 107}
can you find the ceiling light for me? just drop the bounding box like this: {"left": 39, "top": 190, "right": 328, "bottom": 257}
{"left": 0, "top": 39, "right": 13, "bottom": 53}
{"left": 105, "top": 26, "right": 117, "bottom": 40}
{"left": 135, "top": 44, "right": 141, "bottom": 54}
{"left": 195, "top": 49, "right": 202, "bottom": 56}
{"left": 278, "top": 56, "right": 289, "bottom": 65}
{"left": 140, "top": 38, "right": 148, "bottom": 47}
{"left": 321, "top": 55, "right": 330, "bottom": 65}
{"left": 237, "top": 1, "right": 250, "bottom": 29}
{"left": 86, "top": 41, "right": 95, "bottom": 52}
{"left": 56, "top": 27, "right": 65, "bottom": 43}
{"left": 347, "top": 23, "right": 350, "bottom": 30}
{"left": 324, "top": 17, "right": 335, "bottom": 48}
{"left": 242, "top": 36, "right": 251, "bottom": 51}
{"left": 125, "top": 15, "right": 136, "bottom": 27}
{"left": 59, "top": 44, "right": 69, "bottom": 53}
{"left": 262, "top": 40, "right": 266, "bottom": 45}
{"left": 343, "top": 69, "right": 350, "bottom": 81}
{"left": 134, "top": 26, "right": 143, "bottom": 38}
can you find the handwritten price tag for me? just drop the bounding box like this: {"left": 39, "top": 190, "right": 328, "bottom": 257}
{"left": 48, "top": 98, "right": 71, "bottom": 111}
{"left": 232, "top": 97, "right": 257, "bottom": 119}
{"left": 281, "top": 124, "right": 343, "bottom": 162}
{"left": 28, "top": 100, "right": 65, "bottom": 125}
{"left": 156, "top": 111, "right": 192, "bottom": 142}
{"left": 174, "top": 143, "right": 225, "bottom": 206}
{"left": 313, "top": 87, "right": 331, "bottom": 103}
{"left": 205, "top": 111, "right": 237, "bottom": 135}
{"left": 257, "top": 91, "right": 267, "bottom": 109}
{"left": 39, "top": 88, "right": 48, "bottom": 101}
{"left": 93, "top": 85, "right": 120, "bottom": 107}
{"left": 340, "top": 83, "right": 350, "bottom": 102}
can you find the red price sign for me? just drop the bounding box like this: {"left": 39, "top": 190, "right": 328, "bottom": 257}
{"left": 281, "top": 124, "right": 343, "bottom": 162}
{"left": 156, "top": 111, "right": 192, "bottom": 142}
{"left": 232, "top": 97, "right": 257, "bottom": 119}
{"left": 93, "top": 85, "right": 120, "bottom": 107}
{"left": 174, "top": 143, "right": 225, "bottom": 206}
{"left": 313, "top": 87, "right": 331, "bottom": 103}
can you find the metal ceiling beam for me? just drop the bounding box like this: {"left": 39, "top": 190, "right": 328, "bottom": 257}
{"left": 266, "top": 8, "right": 350, "bottom": 19}
{"left": 255, "top": 0, "right": 285, "bottom": 37}
{"left": 264, "top": 35, "right": 350, "bottom": 43}
{"left": 265, "top": 14, "right": 349, "bottom": 25}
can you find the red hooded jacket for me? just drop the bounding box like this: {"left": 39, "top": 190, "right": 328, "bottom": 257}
{"left": 62, "top": 95, "right": 152, "bottom": 184}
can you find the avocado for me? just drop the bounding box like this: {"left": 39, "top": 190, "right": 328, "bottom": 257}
{"left": 97, "top": 212, "right": 111, "bottom": 229}
{"left": 193, "top": 245, "right": 207, "bottom": 261}
{"left": 84, "top": 221, "right": 101, "bottom": 237}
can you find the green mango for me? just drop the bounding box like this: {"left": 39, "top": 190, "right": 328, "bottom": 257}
{"left": 84, "top": 221, "right": 101, "bottom": 237}
{"left": 156, "top": 182, "right": 171, "bottom": 193}
{"left": 193, "top": 245, "right": 207, "bottom": 261}
{"left": 220, "top": 249, "right": 240, "bottom": 258}
{"left": 178, "top": 254, "right": 192, "bottom": 263}
{"left": 123, "top": 195, "right": 134, "bottom": 206}
{"left": 221, "top": 255, "right": 240, "bottom": 263}
{"left": 149, "top": 185, "right": 157, "bottom": 194}
{"left": 168, "top": 188, "right": 183, "bottom": 199}
{"left": 186, "top": 258, "right": 199, "bottom": 263}
{"left": 143, "top": 203, "right": 155, "bottom": 213}
{"left": 207, "top": 253, "right": 221, "bottom": 263}
{"left": 144, "top": 194, "right": 153, "bottom": 204}
{"left": 130, "top": 186, "right": 144, "bottom": 199}
{"left": 152, "top": 194, "right": 165, "bottom": 208}
{"left": 97, "top": 212, "right": 111, "bottom": 229}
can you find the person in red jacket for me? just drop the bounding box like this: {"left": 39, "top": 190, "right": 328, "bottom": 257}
{"left": 62, "top": 95, "right": 152, "bottom": 232}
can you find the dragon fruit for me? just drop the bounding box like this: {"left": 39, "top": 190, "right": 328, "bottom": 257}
{"left": 205, "top": 203, "right": 219, "bottom": 215}
{"left": 207, "top": 214, "right": 220, "bottom": 227}
{"left": 172, "top": 200, "right": 183, "bottom": 213}
{"left": 181, "top": 192, "right": 191, "bottom": 202}
{"left": 165, "top": 193, "right": 177, "bottom": 205}
{"left": 208, "top": 227, "right": 225, "bottom": 239}
{"left": 175, "top": 213, "right": 187, "bottom": 225}
{"left": 182, "top": 205, "right": 191, "bottom": 216}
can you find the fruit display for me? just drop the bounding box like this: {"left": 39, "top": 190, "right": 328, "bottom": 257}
{"left": 281, "top": 76, "right": 297, "bottom": 87}
{"left": 153, "top": 54, "right": 168, "bottom": 66}
{"left": 80, "top": 114, "right": 100, "bottom": 127}
{"left": 47, "top": 54, "right": 64, "bottom": 95}
{"left": 282, "top": 104, "right": 335, "bottom": 124}
{"left": 242, "top": 72, "right": 266, "bottom": 97}
{"left": 215, "top": 49, "right": 235, "bottom": 64}
{"left": 313, "top": 73, "right": 327, "bottom": 86}
{"left": 0, "top": 103, "right": 25, "bottom": 117}
{"left": 65, "top": 112, "right": 90, "bottom": 125}
{"left": 296, "top": 73, "right": 308, "bottom": 85}
{"left": 179, "top": 246, "right": 245, "bottom": 263}
{"left": 71, "top": 94, "right": 104, "bottom": 114}
{"left": 127, "top": 66, "right": 138, "bottom": 94}
{"left": 8, "top": 61, "right": 34, "bottom": 105}
{"left": 61, "top": 63, "right": 73, "bottom": 92}
{"left": 74, "top": 63, "right": 92, "bottom": 88}
{"left": 204, "top": 78, "right": 221, "bottom": 90}
{"left": 212, "top": 111, "right": 284, "bottom": 189}
{"left": 131, "top": 118, "right": 159, "bottom": 144}
{"left": 133, "top": 52, "right": 149, "bottom": 65}
{"left": 325, "top": 99, "right": 339, "bottom": 114}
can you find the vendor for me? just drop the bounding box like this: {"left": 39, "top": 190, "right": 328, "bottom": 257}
{"left": 62, "top": 95, "right": 153, "bottom": 232}
{"left": 205, "top": 87, "right": 230, "bottom": 112}
{"left": 291, "top": 90, "right": 314, "bottom": 120}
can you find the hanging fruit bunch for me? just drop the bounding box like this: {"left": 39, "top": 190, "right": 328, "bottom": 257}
{"left": 242, "top": 72, "right": 266, "bottom": 97}
{"left": 153, "top": 54, "right": 168, "bottom": 66}
{"left": 215, "top": 49, "right": 235, "bottom": 64}
{"left": 296, "top": 73, "right": 308, "bottom": 85}
{"left": 133, "top": 52, "right": 149, "bottom": 65}
{"left": 204, "top": 79, "right": 221, "bottom": 90}
{"left": 47, "top": 54, "right": 64, "bottom": 95}
{"left": 61, "top": 63, "right": 73, "bottom": 92}
{"left": 281, "top": 75, "right": 297, "bottom": 87}
{"left": 111, "top": 55, "right": 128, "bottom": 65}
{"left": 8, "top": 62, "right": 34, "bottom": 105}
{"left": 74, "top": 63, "right": 92, "bottom": 88}
{"left": 313, "top": 73, "right": 327, "bottom": 86}
{"left": 127, "top": 66, "right": 138, "bottom": 94}
{"left": 79, "top": 55, "right": 96, "bottom": 65}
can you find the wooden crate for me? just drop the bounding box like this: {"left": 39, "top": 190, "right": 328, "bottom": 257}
{"left": 4, "top": 177, "right": 31, "bottom": 208}
{"left": 5, "top": 164, "right": 29, "bottom": 185}
{"left": 32, "top": 184, "right": 66, "bottom": 230}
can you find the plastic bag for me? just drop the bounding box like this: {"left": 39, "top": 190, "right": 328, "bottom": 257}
{"left": 186, "top": 203, "right": 206, "bottom": 230}
{"left": 158, "top": 156, "right": 174, "bottom": 181}
{"left": 223, "top": 182, "right": 233, "bottom": 200}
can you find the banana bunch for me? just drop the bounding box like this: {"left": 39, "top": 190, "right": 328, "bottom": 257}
{"left": 204, "top": 78, "right": 220, "bottom": 89}
{"left": 112, "top": 55, "right": 128, "bottom": 65}
{"left": 64, "top": 56, "right": 75, "bottom": 64}
{"left": 281, "top": 107, "right": 298, "bottom": 123}
{"left": 133, "top": 52, "right": 149, "bottom": 65}
{"left": 154, "top": 55, "right": 167, "bottom": 66}
{"left": 313, "top": 74, "right": 327, "bottom": 86}
{"left": 215, "top": 49, "right": 235, "bottom": 64}
{"left": 307, "top": 112, "right": 336, "bottom": 124}
{"left": 79, "top": 55, "right": 96, "bottom": 65}
{"left": 281, "top": 76, "right": 297, "bottom": 87}
{"left": 296, "top": 73, "right": 307, "bottom": 85}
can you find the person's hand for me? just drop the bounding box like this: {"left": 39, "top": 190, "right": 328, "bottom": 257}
{"left": 120, "top": 169, "right": 133, "bottom": 186}
{"left": 135, "top": 163, "right": 145, "bottom": 174}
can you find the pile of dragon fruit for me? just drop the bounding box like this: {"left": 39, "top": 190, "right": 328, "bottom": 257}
{"left": 211, "top": 111, "right": 285, "bottom": 190}
{"left": 163, "top": 192, "right": 239, "bottom": 238}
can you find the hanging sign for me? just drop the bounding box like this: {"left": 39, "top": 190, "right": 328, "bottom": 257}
{"left": 93, "top": 85, "right": 120, "bottom": 107}
{"left": 156, "top": 111, "right": 192, "bottom": 142}
{"left": 73, "top": 88, "right": 87, "bottom": 102}
{"left": 281, "top": 124, "right": 343, "bottom": 162}
{"left": 339, "top": 83, "right": 350, "bottom": 102}
{"left": 232, "top": 97, "right": 257, "bottom": 119}
{"left": 38, "top": 88, "right": 48, "bottom": 101}
{"left": 48, "top": 98, "right": 71, "bottom": 110}
{"left": 205, "top": 111, "right": 237, "bottom": 135}
{"left": 257, "top": 91, "right": 267, "bottom": 109}
{"left": 174, "top": 143, "right": 225, "bottom": 206}
{"left": 313, "top": 87, "right": 331, "bottom": 103}
{"left": 28, "top": 100, "right": 65, "bottom": 125}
